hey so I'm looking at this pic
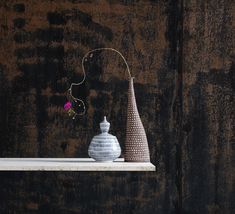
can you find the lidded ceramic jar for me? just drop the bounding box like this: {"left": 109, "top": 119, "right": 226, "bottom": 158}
{"left": 88, "top": 116, "right": 121, "bottom": 162}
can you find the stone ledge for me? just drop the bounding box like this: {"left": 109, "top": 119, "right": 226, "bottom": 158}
{"left": 0, "top": 158, "right": 156, "bottom": 171}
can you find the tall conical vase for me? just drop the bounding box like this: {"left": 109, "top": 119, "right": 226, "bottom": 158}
{"left": 125, "top": 77, "right": 150, "bottom": 162}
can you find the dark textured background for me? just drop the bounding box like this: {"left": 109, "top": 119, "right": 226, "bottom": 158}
{"left": 0, "top": 0, "right": 234, "bottom": 213}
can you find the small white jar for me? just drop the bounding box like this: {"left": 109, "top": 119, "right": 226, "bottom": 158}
{"left": 88, "top": 116, "right": 121, "bottom": 162}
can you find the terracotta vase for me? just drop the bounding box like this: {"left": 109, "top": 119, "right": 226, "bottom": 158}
{"left": 125, "top": 77, "right": 150, "bottom": 162}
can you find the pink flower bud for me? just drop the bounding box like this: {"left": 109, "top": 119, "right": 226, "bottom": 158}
{"left": 64, "top": 101, "right": 72, "bottom": 110}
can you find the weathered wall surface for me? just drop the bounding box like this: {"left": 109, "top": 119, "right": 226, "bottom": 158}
{"left": 182, "top": 1, "right": 235, "bottom": 213}
{"left": 0, "top": 0, "right": 234, "bottom": 213}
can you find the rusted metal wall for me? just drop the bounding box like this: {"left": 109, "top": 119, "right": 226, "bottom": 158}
{"left": 0, "top": 0, "right": 234, "bottom": 213}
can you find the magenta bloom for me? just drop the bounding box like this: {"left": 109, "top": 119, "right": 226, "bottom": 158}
{"left": 64, "top": 101, "right": 72, "bottom": 110}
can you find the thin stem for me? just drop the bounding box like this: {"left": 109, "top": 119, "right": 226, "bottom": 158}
{"left": 69, "top": 48, "right": 132, "bottom": 97}
{"left": 67, "top": 48, "right": 132, "bottom": 117}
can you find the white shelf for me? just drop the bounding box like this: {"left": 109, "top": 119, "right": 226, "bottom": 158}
{"left": 0, "top": 158, "right": 155, "bottom": 171}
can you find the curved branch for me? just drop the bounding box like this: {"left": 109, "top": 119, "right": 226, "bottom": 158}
{"left": 67, "top": 48, "right": 132, "bottom": 117}
{"left": 69, "top": 48, "right": 132, "bottom": 93}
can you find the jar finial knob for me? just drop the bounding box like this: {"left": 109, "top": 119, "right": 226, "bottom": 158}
{"left": 100, "top": 116, "right": 110, "bottom": 133}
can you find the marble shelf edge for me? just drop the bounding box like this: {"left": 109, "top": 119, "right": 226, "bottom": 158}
{"left": 0, "top": 158, "right": 156, "bottom": 171}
